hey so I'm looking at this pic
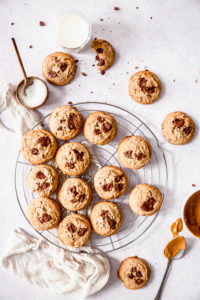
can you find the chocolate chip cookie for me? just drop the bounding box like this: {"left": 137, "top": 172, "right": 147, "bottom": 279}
{"left": 118, "top": 135, "right": 152, "bottom": 170}
{"left": 162, "top": 111, "right": 195, "bottom": 145}
{"left": 56, "top": 142, "right": 90, "bottom": 176}
{"left": 94, "top": 166, "right": 128, "bottom": 200}
{"left": 42, "top": 52, "right": 76, "bottom": 85}
{"left": 21, "top": 129, "right": 57, "bottom": 165}
{"left": 83, "top": 111, "right": 117, "bottom": 145}
{"left": 58, "top": 178, "right": 92, "bottom": 211}
{"left": 90, "top": 201, "right": 123, "bottom": 236}
{"left": 27, "top": 165, "right": 59, "bottom": 197}
{"left": 92, "top": 39, "right": 115, "bottom": 74}
{"left": 49, "top": 105, "right": 83, "bottom": 140}
{"left": 118, "top": 256, "right": 151, "bottom": 289}
{"left": 129, "top": 184, "right": 162, "bottom": 216}
{"left": 128, "top": 70, "right": 161, "bottom": 104}
{"left": 57, "top": 214, "right": 91, "bottom": 248}
{"left": 27, "top": 197, "right": 61, "bottom": 230}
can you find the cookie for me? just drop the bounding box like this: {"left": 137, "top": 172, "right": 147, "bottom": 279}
{"left": 92, "top": 39, "right": 115, "bottom": 74}
{"left": 162, "top": 111, "right": 195, "bottom": 145}
{"left": 56, "top": 142, "right": 90, "bottom": 175}
{"left": 90, "top": 201, "right": 123, "bottom": 236}
{"left": 42, "top": 52, "right": 76, "bottom": 86}
{"left": 21, "top": 129, "right": 57, "bottom": 165}
{"left": 118, "top": 256, "right": 151, "bottom": 290}
{"left": 128, "top": 70, "right": 161, "bottom": 104}
{"left": 27, "top": 165, "right": 59, "bottom": 197}
{"left": 129, "top": 184, "right": 162, "bottom": 216}
{"left": 94, "top": 166, "right": 128, "bottom": 200}
{"left": 58, "top": 178, "right": 92, "bottom": 211}
{"left": 83, "top": 111, "right": 117, "bottom": 145}
{"left": 118, "top": 135, "right": 152, "bottom": 170}
{"left": 49, "top": 105, "right": 83, "bottom": 140}
{"left": 57, "top": 214, "right": 91, "bottom": 248}
{"left": 27, "top": 197, "right": 61, "bottom": 230}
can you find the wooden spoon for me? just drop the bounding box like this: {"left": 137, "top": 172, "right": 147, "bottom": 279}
{"left": 11, "top": 38, "right": 33, "bottom": 96}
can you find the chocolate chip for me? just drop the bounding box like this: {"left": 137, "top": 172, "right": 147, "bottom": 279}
{"left": 103, "top": 183, "right": 113, "bottom": 192}
{"left": 184, "top": 126, "right": 192, "bottom": 135}
{"left": 97, "top": 59, "right": 105, "bottom": 66}
{"left": 173, "top": 118, "right": 184, "bottom": 128}
{"left": 132, "top": 267, "right": 137, "bottom": 272}
{"left": 145, "top": 86, "right": 155, "bottom": 94}
{"left": 135, "top": 152, "right": 146, "bottom": 160}
{"left": 55, "top": 57, "right": 60, "bottom": 63}
{"left": 68, "top": 113, "right": 78, "bottom": 130}
{"left": 95, "top": 55, "right": 100, "bottom": 61}
{"left": 57, "top": 127, "right": 62, "bottom": 130}
{"left": 94, "top": 128, "right": 101, "bottom": 135}
{"left": 124, "top": 150, "right": 132, "bottom": 158}
{"left": 115, "top": 183, "right": 124, "bottom": 191}
{"left": 48, "top": 70, "right": 58, "bottom": 78}
{"left": 36, "top": 171, "right": 45, "bottom": 179}
{"left": 100, "top": 18, "right": 104, "bottom": 21}
{"left": 107, "top": 217, "right": 116, "bottom": 229}
{"left": 11, "top": 22, "right": 14, "bottom": 25}
{"left": 97, "top": 116, "right": 105, "bottom": 123}
{"left": 100, "top": 70, "right": 105, "bottom": 75}
{"left": 68, "top": 101, "right": 73, "bottom": 104}
{"left": 135, "top": 278, "right": 143, "bottom": 284}
{"left": 60, "top": 62, "right": 67, "bottom": 72}
{"left": 141, "top": 197, "right": 156, "bottom": 212}
{"left": 70, "top": 198, "right": 79, "bottom": 203}
{"left": 129, "top": 274, "right": 135, "bottom": 279}
{"left": 78, "top": 228, "right": 88, "bottom": 236}
{"left": 136, "top": 271, "right": 142, "bottom": 277}
{"left": 66, "top": 162, "right": 75, "bottom": 169}
{"left": 102, "top": 122, "right": 112, "bottom": 133}
{"left": 139, "top": 78, "right": 147, "bottom": 89}
{"left": 74, "top": 60, "right": 79, "bottom": 63}
{"left": 39, "top": 21, "right": 46, "bottom": 26}
{"left": 81, "top": 72, "right": 87, "bottom": 76}
{"left": 73, "top": 149, "right": 84, "bottom": 161}
{"left": 115, "top": 175, "right": 123, "bottom": 183}
{"left": 97, "top": 48, "right": 103, "bottom": 53}
{"left": 40, "top": 213, "right": 51, "bottom": 223}
{"left": 101, "top": 210, "right": 109, "bottom": 218}
{"left": 31, "top": 148, "right": 39, "bottom": 155}
{"left": 67, "top": 223, "right": 77, "bottom": 233}
{"left": 79, "top": 193, "right": 86, "bottom": 202}
{"left": 39, "top": 137, "right": 50, "bottom": 147}
{"left": 70, "top": 186, "right": 78, "bottom": 196}
{"left": 38, "top": 182, "right": 50, "bottom": 191}
{"left": 114, "top": 6, "right": 120, "bottom": 10}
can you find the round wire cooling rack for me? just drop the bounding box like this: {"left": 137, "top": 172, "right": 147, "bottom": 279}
{"left": 15, "top": 102, "right": 168, "bottom": 253}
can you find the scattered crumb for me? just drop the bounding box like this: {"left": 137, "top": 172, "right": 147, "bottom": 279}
{"left": 75, "top": 60, "right": 79, "bottom": 63}
{"left": 90, "top": 91, "right": 94, "bottom": 94}
{"left": 108, "top": 17, "right": 110, "bottom": 20}
{"left": 24, "top": 3, "right": 27, "bottom": 5}
{"left": 136, "top": 6, "right": 139, "bottom": 9}
{"left": 11, "top": 22, "right": 14, "bottom": 25}
{"left": 195, "top": 79, "right": 198, "bottom": 83}
{"left": 112, "top": 83, "right": 115, "bottom": 85}
{"left": 192, "top": 184, "right": 196, "bottom": 187}
{"left": 110, "top": 30, "right": 112, "bottom": 33}
{"left": 68, "top": 101, "right": 73, "bottom": 105}
{"left": 92, "top": 64, "right": 95, "bottom": 67}
{"left": 114, "top": 7, "right": 120, "bottom": 10}
{"left": 29, "top": 45, "right": 33, "bottom": 48}
{"left": 82, "top": 72, "right": 87, "bottom": 76}
{"left": 135, "top": 66, "right": 139, "bottom": 69}
{"left": 150, "top": 17, "right": 153, "bottom": 19}
{"left": 100, "top": 70, "right": 105, "bottom": 75}
{"left": 127, "top": 62, "right": 130, "bottom": 64}
{"left": 126, "top": 72, "right": 129, "bottom": 74}
{"left": 78, "top": 84, "right": 81, "bottom": 87}
{"left": 39, "top": 21, "right": 46, "bottom": 26}
{"left": 94, "top": 37, "right": 97, "bottom": 40}
{"left": 173, "top": 79, "right": 176, "bottom": 82}
{"left": 100, "top": 18, "right": 104, "bottom": 21}
{"left": 118, "top": 22, "right": 120, "bottom": 24}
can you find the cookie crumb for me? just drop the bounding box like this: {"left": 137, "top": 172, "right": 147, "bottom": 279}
{"left": 29, "top": 45, "right": 33, "bottom": 48}
{"left": 195, "top": 79, "right": 198, "bottom": 83}
{"left": 112, "top": 83, "right": 115, "bottom": 85}
{"left": 39, "top": 21, "right": 46, "bottom": 26}
{"left": 150, "top": 17, "right": 153, "bottom": 19}
{"left": 192, "top": 184, "right": 196, "bottom": 187}
{"left": 11, "top": 22, "right": 14, "bottom": 25}
{"left": 114, "top": 6, "right": 120, "bottom": 10}
{"left": 90, "top": 91, "right": 94, "bottom": 94}
{"left": 92, "top": 64, "right": 95, "bottom": 67}
{"left": 136, "top": 6, "right": 139, "bottom": 9}
{"left": 100, "top": 70, "right": 105, "bottom": 75}
{"left": 173, "top": 79, "right": 176, "bottom": 82}
{"left": 126, "top": 72, "right": 129, "bottom": 74}
{"left": 100, "top": 18, "right": 104, "bottom": 21}
{"left": 68, "top": 101, "right": 73, "bottom": 105}
{"left": 118, "top": 22, "right": 120, "bottom": 24}
{"left": 135, "top": 66, "right": 139, "bottom": 69}
{"left": 75, "top": 60, "right": 79, "bottom": 63}
{"left": 81, "top": 72, "right": 87, "bottom": 77}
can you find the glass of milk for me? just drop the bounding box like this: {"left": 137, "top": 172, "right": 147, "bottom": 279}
{"left": 55, "top": 11, "right": 92, "bottom": 53}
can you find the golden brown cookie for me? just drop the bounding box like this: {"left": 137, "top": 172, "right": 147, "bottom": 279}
{"left": 129, "top": 184, "right": 162, "bottom": 216}
{"left": 58, "top": 178, "right": 92, "bottom": 211}
{"left": 42, "top": 52, "right": 76, "bottom": 86}
{"left": 118, "top": 256, "right": 151, "bottom": 289}
{"left": 92, "top": 39, "right": 115, "bottom": 74}
{"left": 94, "top": 166, "right": 128, "bottom": 200}
{"left": 56, "top": 142, "right": 90, "bottom": 175}
{"left": 90, "top": 201, "right": 123, "bottom": 236}
{"left": 49, "top": 105, "right": 83, "bottom": 140}
{"left": 21, "top": 129, "right": 57, "bottom": 165}
{"left": 162, "top": 111, "right": 195, "bottom": 145}
{"left": 83, "top": 111, "right": 117, "bottom": 145}
{"left": 27, "top": 165, "right": 59, "bottom": 197}
{"left": 57, "top": 214, "right": 91, "bottom": 248}
{"left": 27, "top": 197, "right": 61, "bottom": 230}
{"left": 118, "top": 135, "right": 152, "bottom": 170}
{"left": 128, "top": 70, "right": 161, "bottom": 104}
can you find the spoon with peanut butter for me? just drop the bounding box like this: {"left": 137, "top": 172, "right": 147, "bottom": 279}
{"left": 154, "top": 218, "right": 186, "bottom": 300}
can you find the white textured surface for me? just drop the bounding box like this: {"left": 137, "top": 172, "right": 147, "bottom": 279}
{"left": 1, "top": 0, "right": 200, "bottom": 299}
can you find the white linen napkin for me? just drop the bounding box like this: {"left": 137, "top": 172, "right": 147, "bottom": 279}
{"left": 0, "top": 228, "right": 110, "bottom": 299}
{"left": 0, "top": 83, "right": 41, "bottom": 135}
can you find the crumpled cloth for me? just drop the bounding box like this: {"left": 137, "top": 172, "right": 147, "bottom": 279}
{"left": 0, "top": 83, "right": 41, "bottom": 135}
{"left": 0, "top": 228, "right": 110, "bottom": 299}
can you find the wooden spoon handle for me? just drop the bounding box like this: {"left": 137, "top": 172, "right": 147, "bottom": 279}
{"left": 11, "top": 38, "right": 28, "bottom": 81}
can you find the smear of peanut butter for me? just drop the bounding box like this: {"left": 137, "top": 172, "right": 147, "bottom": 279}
{"left": 164, "top": 218, "right": 186, "bottom": 259}
{"left": 184, "top": 190, "right": 200, "bottom": 238}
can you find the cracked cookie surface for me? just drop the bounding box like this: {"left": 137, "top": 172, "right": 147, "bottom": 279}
{"left": 118, "top": 135, "right": 152, "bottom": 170}
{"left": 49, "top": 105, "right": 83, "bottom": 140}
{"left": 128, "top": 70, "right": 161, "bottom": 104}
{"left": 162, "top": 111, "right": 195, "bottom": 145}
{"left": 128, "top": 183, "right": 162, "bottom": 216}
{"left": 42, "top": 52, "right": 76, "bottom": 85}
{"left": 83, "top": 111, "right": 117, "bottom": 145}
{"left": 92, "top": 39, "right": 115, "bottom": 73}
{"left": 21, "top": 129, "right": 57, "bottom": 165}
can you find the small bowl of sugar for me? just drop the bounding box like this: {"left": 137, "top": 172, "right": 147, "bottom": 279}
{"left": 16, "top": 76, "right": 49, "bottom": 109}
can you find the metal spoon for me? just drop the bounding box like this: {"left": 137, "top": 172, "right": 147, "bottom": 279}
{"left": 154, "top": 249, "right": 185, "bottom": 300}
{"left": 11, "top": 37, "right": 33, "bottom": 96}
